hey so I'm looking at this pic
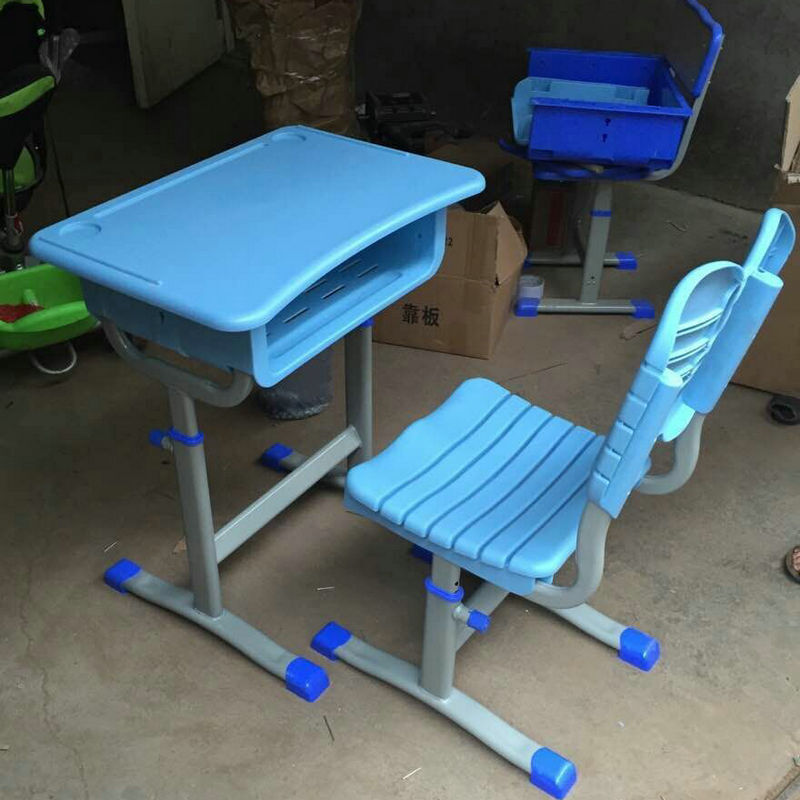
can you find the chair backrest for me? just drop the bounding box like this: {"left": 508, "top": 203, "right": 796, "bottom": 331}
{"left": 589, "top": 208, "right": 796, "bottom": 518}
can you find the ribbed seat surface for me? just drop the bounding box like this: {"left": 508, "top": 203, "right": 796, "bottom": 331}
{"left": 345, "top": 378, "right": 604, "bottom": 593}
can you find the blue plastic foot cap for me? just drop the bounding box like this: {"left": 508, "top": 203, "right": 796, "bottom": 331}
{"left": 631, "top": 299, "right": 655, "bottom": 319}
{"left": 530, "top": 747, "right": 577, "bottom": 798}
{"left": 615, "top": 251, "right": 638, "bottom": 270}
{"left": 148, "top": 429, "right": 167, "bottom": 448}
{"left": 619, "top": 627, "right": 661, "bottom": 672}
{"left": 515, "top": 297, "right": 540, "bottom": 317}
{"left": 409, "top": 544, "right": 433, "bottom": 564}
{"left": 260, "top": 442, "right": 293, "bottom": 471}
{"left": 284, "top": 657, "right": 329, "bottom": 702}
{"left": 104, "top": 558, "right": 141, "bottom": 594}
{"left": 310, "top": 621, "right": 352, "bottom": 661}
{"left": 467, "top": 609, "right": 491, "bottom": 633}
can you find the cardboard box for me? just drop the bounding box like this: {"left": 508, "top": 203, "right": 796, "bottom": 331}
{"left": 734, "top": 76, "right": 800, "bottom": 397}
{"left": 428, "top": 138, "right": 522, "bottom": 212}
{"left": 374, "top": 202, "right": 526, "bottom": 359}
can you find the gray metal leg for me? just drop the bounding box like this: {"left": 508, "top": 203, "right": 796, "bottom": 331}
{"left": 522, "top": 594, "right": 660, "bottom": 673}
{"left": 262, "top": 447, "right": 346, "bottom": 490}
{"left": 528, "top": 251, "right": 624, "bottom": 268}
{"left": 103, "top": 387, "right": 331, "bottom": 701}
{"left": 167, "top": 388, "right": 223, "bottom": 617}
{"left": 345, "top": 324, "right": 373, "bottom": 468}
{"left": 458, "top": 580, "right": 630, "bottom": 657}
{"left": 459, "top": 582, "right": 630, "bottom": 656}
{"left": 122, "top": 569, "right": 295, "bottom": 676}
{"left": 260, "top": 323, "right": 373, "bottom": 484}
{"left": 420, "top": 557, "right": 461, "bottom": 698}
{"left": 578, "top": 181, "right": 612, "bottom": 305}
{"left": 215, "top": 426, "right": 360, "bottom": 562}
{"left": 311, "top": 556, "right": 578, "bottom": 796}
{"left": 328, "top": 632, "right": 543, "bottom": 773}
{"left": 536, "top": 297, "right": 637, "bottom": 314}
{"left": 541, "top": 603, "right": 626, "bottom": 650}
{"left": 525, "top": 180, "right": 649, "bottom": 317}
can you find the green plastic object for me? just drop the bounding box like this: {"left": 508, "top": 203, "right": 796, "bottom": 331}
{"left": 0, "top": 145, "right": 37, "bottom": 193}
{"left": 0, "top": 0, "right": 45, "bottom": 17}
{"left": 0, "top": 75, "right": 54, "bottom": 118}
{"left": 0, "top": 146, "right": 37, "bottom": 195}
{"left": 0, "top": 263, "right": 95, "bottom": 350}
{"left": 13, "top": 145, "right": 35, "bottom": 190}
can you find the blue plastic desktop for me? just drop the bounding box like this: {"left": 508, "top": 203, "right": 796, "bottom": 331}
{"left": 31, "top": 126, "right": 484, "bottom": 385}
{"left": 29, "top": 127, "right": 484, "bottom": 706}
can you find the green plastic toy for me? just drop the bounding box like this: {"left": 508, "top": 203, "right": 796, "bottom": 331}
{"left": 0, "top": 262, "right": 95, "bottom": 350}
{"left": 0, "top": 0, "right": 93, "bottom": 371}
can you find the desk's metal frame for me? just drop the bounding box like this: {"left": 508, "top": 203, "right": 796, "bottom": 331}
{"left": 103, "top": 321, "right": 373, "bottom": 694}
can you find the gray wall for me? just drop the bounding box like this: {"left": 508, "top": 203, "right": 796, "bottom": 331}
{"left": 356, "top": 0, "right": 800, "bottom": 209}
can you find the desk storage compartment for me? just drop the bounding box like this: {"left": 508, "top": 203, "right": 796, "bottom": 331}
{"left": 82, "top": 210, "right": 446, "bottom": 387}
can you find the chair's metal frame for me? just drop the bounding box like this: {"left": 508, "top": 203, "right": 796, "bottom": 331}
{"left": 307, "top": 423, "right": 700, "bottom": 794}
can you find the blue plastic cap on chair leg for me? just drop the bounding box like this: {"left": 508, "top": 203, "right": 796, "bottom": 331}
{"left": 615, "top": 251, "right": 638, "bottom": 270}
{"left": 515, "top": 297, "right": 540, "bottom": 317}
{"left": 148, "top": 429, "right": 167, "bottom": 448}
{"left": 311, "top": 621, "right": 352, "bottom": 661}
{"left": 260, "top": 443, "right": 293, "bottom": 471}
{"left": 467, "top": 610, "right": 491, "bottom": 633}
{"left": 530, "top": 747, "right": 577, "bottom": 798}
{"left": 631, "top": 299, "right": 655, "bottom": 319}
{"left": 619, "top": 627, "right": 661, "bottom": 672}
{"left": 284, "top": 657, "right": 330, "bottom": 702}
{"left": 103, "top": 559, "right": 141, "bottom": 594}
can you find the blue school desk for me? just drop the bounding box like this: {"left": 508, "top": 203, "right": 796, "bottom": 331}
{"left": 30, "top": 126, "right": 484, "bottom": 701}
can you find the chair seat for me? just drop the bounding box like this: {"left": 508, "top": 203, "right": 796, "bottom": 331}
{"left": 345, "top": 378, "right": 605, "bottom": 594}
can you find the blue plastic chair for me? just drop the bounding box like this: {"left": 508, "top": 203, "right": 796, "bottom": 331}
{"left": 311, "top": 209, "right": 796, "bottom": 796}
{"left": 509, "top": 0, "right": 724, "bottom": 317}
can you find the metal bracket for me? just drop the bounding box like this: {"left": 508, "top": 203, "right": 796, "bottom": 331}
{"left": 103, "top": 321, "right": 253, "bottom": 408}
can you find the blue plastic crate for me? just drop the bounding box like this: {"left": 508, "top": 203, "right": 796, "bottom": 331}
{"left": 517, "top": 49, "right": 692, "bottom": 169}
{"left": 513, "top": 0, "right": 724, "bottom": 170}
{"left": 512, "top": 76, "right": 650, "bottom": 146}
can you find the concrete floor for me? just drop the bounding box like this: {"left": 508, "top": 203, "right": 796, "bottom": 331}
{"left": 2, "top": 58, "right": 800, "bottom": 800}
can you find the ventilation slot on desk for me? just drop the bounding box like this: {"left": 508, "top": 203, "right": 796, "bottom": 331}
{"left": 263, "top": 212, "right": 440, "bottom": 381}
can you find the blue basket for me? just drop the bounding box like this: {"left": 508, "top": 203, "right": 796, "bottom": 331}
{"left": 517, "top": 49, "right": 691, "bottom": 169}
{"left": 512, "top": 0, "right": 723, "bottom": 170}
{"left": 512, "top": 75, "right": 651, "bottom": 147}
